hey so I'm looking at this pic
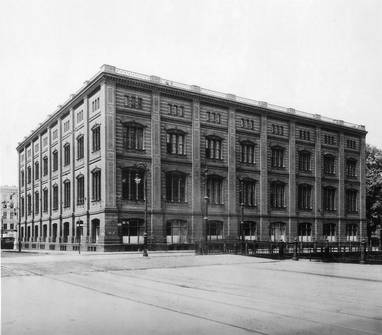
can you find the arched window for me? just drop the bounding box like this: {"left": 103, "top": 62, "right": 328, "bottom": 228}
{"left": 323, "top": 186, "right": 336, "bottom": 211}
{"left": 298, "top": 222, "right": 312, "bottom": 242}
{"left": 298, "top": 151, "right": 311, "bottom": 172}
{"left": 34, "top": 191, "right": 39, "bottom": 214}
{"left": 52, "top": 184, "right": 59, "bottom": 210}
{"left": 205, "top": 136, "right": 222, "bottom": 160}
{"left": 52, "top": 150, "right": 58, "bottom": 171}
{"left": 27, "top": 166, "right": 31, "bottom": 184}
{"left": 207, "top": 221, "right": 223, "bottom": 240}
{"left": 241, "top": 221, "right": 257, "bottom": 241}
{"left": 346, "top": 158, "right": 357, "bottom": 177}
{"left": 76, "top": 174, "right": 85, "bottom": 205}
{"left": 121, "top": 218, "right": 144, "bottom": 244}
{"left": 239, "top": 178, "right": 256, "bottom": 207}
{"left": 166, "top": 220, "right": 188, "bottom": 244}
{"left": 270, "top": 181, "right": 286, "bottom": 208}
{"left": 166, "top": 130, "right": 185, "bottom": 155}
{"left": 43, "top": 188, "right": 48, "bottom": 213}
{"left": 77, "top": 135, "right": 84, "bottom": 160}
{"left": 297, "top": 184, "right": 312, "bottom": 210}
{"left": 240, "top": 141, "right": 255, "bottom": 164}
{"left": 207, "top": 175, "right": 223, "bottom": 204}
{"left": 166, "top": 171, "right": 186, "bottom": 202}
{"left": 346, "top": 189, "right": 358, "bottom": 213}
{"left": 323, "top": 223, "right": 336, "bottom": 242}
{"left": 63, "top": 180, "right": 71, "bottom": 208}
{"left": 27, "top": 194, "right": 31, "bottom": 215}
{"left": 92, "top": 169, "right": 101, "bottom": 201}
{"left": 271, "top": 146, "right": 285, "bottom": 168}
{"left": 43, "top": 156, "right": 48, "bottom": 176}
{"left": 122, "top": 167, "right": 145, "bottom": 201}
{"left": 34, "top": 162, "right": 39, "bottom": 180}
{"left": 270, "top": 222, "right": 286, "bottom": 242}
{"left": 122, "top": 122, "right": 144, "bottom": 150}
{"left": 63, "top": 143, "right": 70, "bottom": 166}
{"left": 92, "top": 124, "right": 101, "bottom": 152}
{"left": 323, "top": 154, "right": 335, "bottom": 175}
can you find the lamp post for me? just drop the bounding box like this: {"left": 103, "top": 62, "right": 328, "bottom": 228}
{"left": 134, "top": 163, "right": 148, "bottom": 257}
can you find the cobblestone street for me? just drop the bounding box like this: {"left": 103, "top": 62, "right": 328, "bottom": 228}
{"left": 2, "top": 251, "right": 382, "bottom": 334}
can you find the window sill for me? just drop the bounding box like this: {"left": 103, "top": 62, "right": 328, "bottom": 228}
{"left": 270, "top": 206, "right": 287, "bottom": 210}
{"left": 91, "top": 199, "right": 101, "bottom": 203}
{"left": 166, "top": 201, "right": 188, "bottom": 205}
{"left": 206, "top": 158, "right": 223, "bottom": 162}
{"left": 124, "top": 149, "right": 145, "bottom": 153}
{"left": 167, "top": 153, "right": 187, "bottom": 158}
{"left": 271, "top": 166, "right": 286, "bottom": 170}
{"left": 298, "top": 208, "right": 313, "bottom": 211}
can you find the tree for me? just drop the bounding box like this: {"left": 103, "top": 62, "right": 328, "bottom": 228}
{"left": 366, "top": 144, "right": 382, "bottom": 242}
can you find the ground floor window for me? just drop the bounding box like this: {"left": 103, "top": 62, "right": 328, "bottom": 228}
{"left": 298, "top": 222, "right": 312, "bottom": 242}
{"left": 121, "top": 218, "right": 144, "bottom": 244}
{"left": 241, "top": 221, "right": 257, "bottom": 240}
{"left": 323, "top": 223, "right": 336, "bottom": 242}
{"left": 270, "top": 222, "right": 286, "bottom": 242}
{"left": 207, "top": 221, "right": 223, "bottom": 240}
{"left": 166, "top": 220, "right": 188, "bottom": 244}
{"left": 346, "top": 224, "right": 358, "bottom": 242}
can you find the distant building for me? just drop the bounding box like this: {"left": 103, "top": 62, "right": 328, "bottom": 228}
{"left": 1, "top": 185, "right": 18, "bottom": 239}
{"left": 16, "top": 65, "right": 367, "bottom": 251}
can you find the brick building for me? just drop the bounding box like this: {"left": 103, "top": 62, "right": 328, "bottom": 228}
{"left": 16, "top": 65, "right": 367, "bottom": 251}
{"left": 1, "top": 185, "right": 18, "bottom": 240}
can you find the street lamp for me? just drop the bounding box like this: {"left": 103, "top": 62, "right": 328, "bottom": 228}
{"left": 203, "top": 168, "right": 209, "bottom": 244}
{"left": 134, "top": 164, "right": 148, "bottom": 257}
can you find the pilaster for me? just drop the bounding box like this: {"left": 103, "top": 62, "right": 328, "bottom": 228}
{"left": 288, "top": 121, "right": 296, "bottom": 241}
{"left": 227, "top": 107, "right": 237, "bottom": 238}
{"left": 314, "top": 127, "right": 322, "bottom": 239}
{"left": 338, "top": 132, "right": 345, "bottom": 241}
{"left": 259, "top": 115, "right": 268, "bottom": 240}
{"left": 359, "top": 135, "right": 367, "bottom": 239}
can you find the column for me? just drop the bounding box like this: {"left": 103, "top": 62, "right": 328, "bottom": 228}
{"left": 259, "top": 115, "right": 268, "bottom": 240}
{"left": 227, "top": 107, "right": 237, "bottom": 238}
{"left": 151, "top": 90, "right": 162, "bottom": 242}
{"left": 359, "top": 135, "right": 367, "bottom": 239}
{"left": 191, "top": 98, "right": 202, "bottom": 242}
{"left": 48, "top": 127, "right": 52, "bottom": 242}
{"left": 84, "top": 95, "right": 89, "bottom": 240}
{"left": 288, "top": 121, "right": 296, "bottom": 242}
{"left": 338, "top": 132, "right": 345, "bottom": 241}
{"left": 314, "top": 127, "right": 322, "bottom": 240}
{"left": 58, "top": 118, "right": 62, "bottom": 243}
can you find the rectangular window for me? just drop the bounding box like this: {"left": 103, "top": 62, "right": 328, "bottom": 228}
{"left": 53, "top": 186, "right": 58, "bottom": 210}
{"left": 43, "top": 189, "right": 48, "bottom": 212}
{"left": 77, "top": 136, "right": 84, "bottom": 159}
{"left": 35, "top": 192, "right": 39, "bottom": 214}
{"left": 298, "top": 184, "right": 312, "bottom": 210}
{"left": 63, "top": 120, "right": 70, "bottom": 132}
{"left": 271, "top": 148, "right": 284, "bottom": 168}
{"left": 323, "top": 223, "right": 336, "bottom": 242}
{"left": 35, "top": 162, "right": 39, "bottom": 180}
{"left": 346, "top": 189, "right": 358, "bottom": 212}
{"left": 92, "top": 126, "right": 100, "bottom": 152}
{"left": 77, "top": 110, "right": 83, "bottom": 123}
{"left": 20, "top": 197, "right": 24, "bottom": 217}
{"left": 63, "top": 182, "right": 70, "bottom": 208}
{"left": 240, "top": 143, "right": 255, "bottom": 164}
{"left": 52, "top": 129, "right": 58, "bottom": 140}
{"left": 206, "top": 138, "right": 222, "bottom": 160}
{"left": 43, "top": 137, "right": 48, "bottom": 147}
{"left": 34, "top": 143, "right": 39, "bottom": 153}
{"left": 166, "top": 173, "right": 186, "bottom": 202}
{"left": 53, "top": 151, "right": 58, "bottom": 171}
{"left": 43, "top": 157, "right": 48, "bottom": 176}
{"left": 270, "top": 183, "right": 285, "bottom": 208}
{"left": 323, "top": 187, "right": 336, "bottom": 211}
{"left": 27, "top": 194, "right": 31, "bottom": 215}
{"left": 124, "top": 95, "right": 142, "bottom": 110}
{"left": 207, "top": 176, "right": 223, "bottom": 204}
{"left": 122, "top": 169, "right": 144, "bottom": 201}
{"left": 77, "top": 176, "right": 85, "bottom": 205}
{"left": 346, "top": 224, "right": 358, "bottom": 241}
{"left": 64, "top": 144, "right": 70, "bottom": 166}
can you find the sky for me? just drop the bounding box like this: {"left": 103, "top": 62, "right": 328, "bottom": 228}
{"left": 0, "top": 0, "right": 381, "bottom": 186}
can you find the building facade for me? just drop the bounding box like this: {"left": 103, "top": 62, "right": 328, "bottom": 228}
{"left": 16, "top": 65, "right": 367, "bottom": 251}
{"left": 1, "top": 185, "right": 18, "bottom": 240}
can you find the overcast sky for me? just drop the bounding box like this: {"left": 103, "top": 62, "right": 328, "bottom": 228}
{"left": 0, "top": 0, "right": 381, "bottom": 186}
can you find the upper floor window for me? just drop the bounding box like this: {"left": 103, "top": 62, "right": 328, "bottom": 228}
{"left": 298, "top": 184, "right": 312, "bottom": 210}
{"left": 92, "top": 97, "right": 100, "bottom": 112}
{"left": 34, "top": 162, "right": 39, "bottom": 180}
{"left": 124, "top": 95, "right": 142, "bottom": 110}
{"left": 168, "top": 104, "right": 184, "bottom": 117}
{"left": 52, "top": 150, "right": 58, "bottom": 171}
{"left": 92, "top": 169, "right": 101, "bottom": 201}
{"left": 166, "top": 131, "right": 185, "bottom": 155}
{"left": 63, "top": 180, "right": 71, "bottom": 208}
{"left": 272, "top": 124, "right": 284, "bottom": 136}
{"left": 27, "top": 194, "right": 31, "bottom": 215}
{"left": 299, "top": 129, "right": 311, "bottom": 141}
{"left": 166, "top": 172, "right": 186, "bottom": 203}
{"left": 52, "top": 185, "right": 58, "bottom": 210}
{"left": 346, "top": 139, "right": 356, "bottom": 149}
{"left": 52, "top": 129, "right": 58, "bottom": 140}
{"left": 346, "top": 159, "right": 357, "bottom": 177}
{"left": 240, "top": 118, "right": 254, "bottom": 130}
{"left": 27, "top": 149, "right": 31, "bottom": 159}
{"left": 20, "top": 196, "right": 24, "bottom": 217}
{"left": 63, "top": 120, "right": 70, "bottom": 133}
{"left": 43, "top": 157, "right": 48, "bottom": 176}
{"left": 77, "top": 135, "right": 84, "bottom": 160}
{"left": 123, "top": 123, "right": 144, "bottom": 150}
{"left": 92, "top": 125, "right": 100, "bottom": 152}
{"left": 298, "top": 151, "right": 311, "bottom": 172}
{"left": 122, "top": 168, "right": 144, "bottom": 201}
{"left": 239, "top": 178, "right": 256, "bottom": 207}
{"left": 271, "top": 147, "right": 284, "bottom": 168}
{"left": 42, "top": 137, "right": 48, "bottom": 147}
{"left": 206, "top": 111, "right": 221, "bottom": 124}
{"left": 207, "top": 175, "right": 223, "bottom": 205}
{"left": 77, "top": 110, "right": 83, "bottom": 123}
{"left": 34, "top": 143, "right": 39, "bottom": 153}
{"left": 270, "top": 181, "right": 286, "bottom": 209}
{"left": 27, "top": 166, "right": 31, "bottom": 184}
{"left": 206, "top": 137, "right": 222, "bottom": 160}
{"left": 323, "top": 154, "right": 335, "bottom": 175}
{"left": 76, "top": 175, "right": 85, "bottom": 205}
{"left": 323, "top": 186, "right": 336, "bottom": 211}
{"left": 324, "top": 134, "right": 335, "bottom": 145}
{"left": 34, "top": 191, "right": 39, "bottom": 214}
{"left": 240, "top": 142, "right": 255, "bottom": 164}
{"left": 63, "top": 144, "right": 70, "bottom": 166}
{"left": 43, "top": 188, "right": 48, "bottom": 213}
{"left": 21, "top": 170, "right": 25, "bottom": 187}
{"left": 346, "top": 189, "right": 358, "bottom": 213}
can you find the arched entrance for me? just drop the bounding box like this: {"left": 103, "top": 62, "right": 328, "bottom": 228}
{"left": 91, "top": 219, "right": 100, "bottom": 243}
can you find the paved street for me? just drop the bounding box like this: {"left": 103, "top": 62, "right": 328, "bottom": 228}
{"left": 2, "top": 251, "right": 382, "bottom": 335}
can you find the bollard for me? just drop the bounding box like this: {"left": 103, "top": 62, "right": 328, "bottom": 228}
{"left": 292, "top": 238, "right": 299, "bottom": 261}
{"left": 360, "top": 239, "right": 366, "bottom": 264}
